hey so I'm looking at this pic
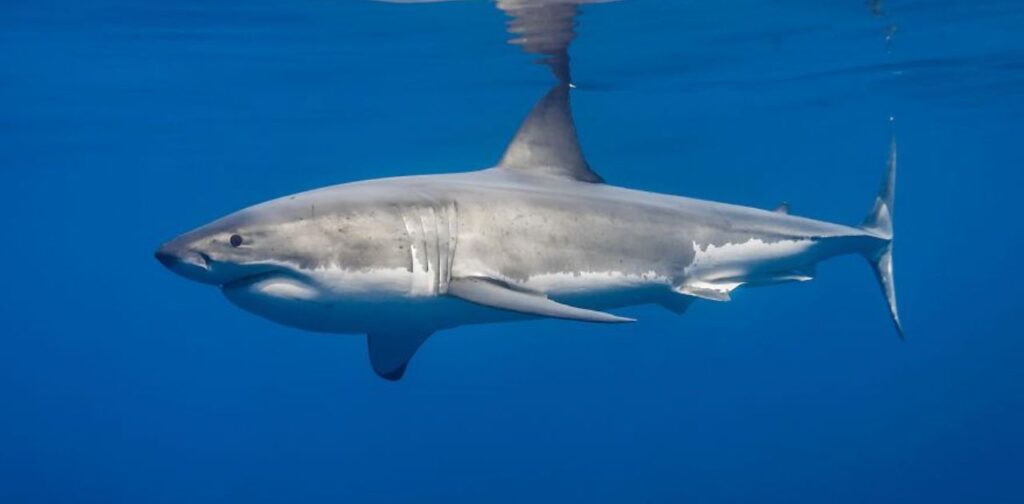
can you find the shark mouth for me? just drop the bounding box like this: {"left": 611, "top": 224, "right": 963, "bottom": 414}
{"left": 221, "top": 271, "right": 279, "bottom": 291}
{"left": 219, "top": 262, "right": 302, "bottom": 291}
{"left": 221, "top": 270, "right": 320, "bottom": 304}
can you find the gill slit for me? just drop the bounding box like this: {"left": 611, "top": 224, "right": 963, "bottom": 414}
{"left": 402, "top": 201, "right": 458, "bottom": 296}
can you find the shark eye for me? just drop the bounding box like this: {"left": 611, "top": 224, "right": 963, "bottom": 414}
{"left": 229, "top": 234, "right": 243, "bottom": 248}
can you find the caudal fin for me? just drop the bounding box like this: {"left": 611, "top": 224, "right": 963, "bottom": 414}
{"left": 860, "top": 136, "right": 903, "bottom": 338}
{"left": 861, "top": 137, "right": 896, "bottom": 239}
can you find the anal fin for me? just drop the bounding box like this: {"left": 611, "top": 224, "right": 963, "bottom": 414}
{"left": 748, "top": 268, "right": 815, "bottom": 286}
{"left": 772, "top": 273, "right": 814, "bottom": 283}
{"left": 449, "top": 277, "right": 634, "bottom": 323}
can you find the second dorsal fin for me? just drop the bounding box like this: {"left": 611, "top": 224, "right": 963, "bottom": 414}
{"left": 498, "top": 84, "right": 604, "bottom": 183}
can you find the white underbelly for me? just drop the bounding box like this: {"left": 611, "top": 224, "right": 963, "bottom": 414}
{"left": 683, "top": 238, "right": 816, "bottom": 281}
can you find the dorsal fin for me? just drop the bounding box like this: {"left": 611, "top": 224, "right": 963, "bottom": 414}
{"left": 498, "top": 84, "right": 604, "bottom": 183}
{"left": 774, "top": 201, "right": 791, "bottom": 214}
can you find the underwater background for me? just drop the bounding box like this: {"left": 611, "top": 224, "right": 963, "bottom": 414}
{"left": 2, "top": 0, "right": 1022, "bottom": 502}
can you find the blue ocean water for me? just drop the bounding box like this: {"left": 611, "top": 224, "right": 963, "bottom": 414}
{"left": 2, "top": 0, "right": 1022, "bottom": 502}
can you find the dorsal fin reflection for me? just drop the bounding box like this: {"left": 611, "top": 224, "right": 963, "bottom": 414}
{"left": 377, "top": 1, "right": 616, "bottom": 182}
{"left": 380, "top": 0, "right": 615, "bottom": 83}
{"left": 499, "top": 0, "right": 578, "bottom": 83}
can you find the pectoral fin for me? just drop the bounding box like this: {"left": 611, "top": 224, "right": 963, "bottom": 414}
{"left": 366, "top": 330, "right": 433, "bottom": 381}
{"left": 449, "top": 277, "right": 634, "bottom": 323}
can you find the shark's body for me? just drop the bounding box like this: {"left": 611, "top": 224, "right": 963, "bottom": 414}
{"left": 157, "top": 82, "right": 901, "bottom": 380}
{"left": 220, "top": 167, "right": 881, "bottom": 330}
{"left": 156, "top": 2, "right": 901, "bottom": 380}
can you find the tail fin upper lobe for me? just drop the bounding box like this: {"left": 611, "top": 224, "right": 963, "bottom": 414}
{"left": 861, "top": 137, "right": 897, "bottom": 239}
{"left": 860, "top": 136, "right": 903, "bottom": 338}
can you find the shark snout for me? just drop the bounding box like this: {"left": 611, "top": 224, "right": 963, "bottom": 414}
{"left": 154, "top": 242, "right": 217, "bottom": 284}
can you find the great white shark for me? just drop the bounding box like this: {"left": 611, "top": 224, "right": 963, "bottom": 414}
{"left": 156, "top": 2, "right": 901, "bottom": 381}
{"left": 156, "top": 83, "right": 901, "bottom": 380}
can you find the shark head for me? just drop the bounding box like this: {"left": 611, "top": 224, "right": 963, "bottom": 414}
{"left": 155, "top": 184, "right": 439, "bottom": 334}
{"left": 155, "top": 205, "right": 285, "bottom": 288}
{"left": 156, "top": 202, "right": 333, "bottom": 332}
